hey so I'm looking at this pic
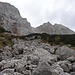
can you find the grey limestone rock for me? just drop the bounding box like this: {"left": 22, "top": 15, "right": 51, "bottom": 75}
{"left": 33, "top": 48, "right": 57, "bottom": 62}
{"left": 70, "top": 72, "right": 75, "bottom": 75}
{"left": 67, "top": 56, "right": 75, "bottom": 63}
{"left": 1, "top": 68, "right": 14, "bottom": 74}
{"left": 36, "top": 22, "right": 75, "bottom": 34}
{"left": 60, "top": 72, "right": 71, "bottom": 75}
{"left": 60, "top": 61, "right": 72, "bottom": 72}
{"left": 0, "top": 2, "right": 33, "bottom": 35}
{"left": 0, "top": 2, "right": 75, "bottom": 36}
{"left": 72, "top": 64, "right": 75, "bottom": 72}
{"left": 0, "top": 73, "right": 4, "bottom": 75}
{"left": 50, "top": 63, "right": 63, "bottom": 75}
{"left": 14, "top": 72, "right": 23, "bottom": 75}
{"left": 32, "top": 62, "right": 52, "bottom": 75}
{"left": 55, "top": 46, "right": 75, "bottom": 60}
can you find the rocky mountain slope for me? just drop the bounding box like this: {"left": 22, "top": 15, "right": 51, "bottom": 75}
{"left": 0, "top": 1, "right": 75, "bottom": 75}
{"left": 36, "top": 22, "right": 75, "bottom": 34}
{"left": 0, "top": 2, "right": 33, "bottom": 35}
{"left": 0, "top": 2, "right": 74, "bottom": 35}
{"left": 0, "top": 33, "right": 75, "bottom": 75}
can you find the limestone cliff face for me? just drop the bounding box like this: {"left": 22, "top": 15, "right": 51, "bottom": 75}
{"left": 36, "top": 22, "right": 75, "bottom": 34}
{"left": 0, "top": 2, "right": 33, "bottom": 35}
{"left": 0, "top": 2, "right": 74, "bottom": 35}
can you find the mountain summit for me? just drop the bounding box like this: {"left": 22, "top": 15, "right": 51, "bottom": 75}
{"left": 0, "top": 2, "right": 74, "bottom": 35}
{"left": 36, "top": 22, "right": 75, "bottom": 34}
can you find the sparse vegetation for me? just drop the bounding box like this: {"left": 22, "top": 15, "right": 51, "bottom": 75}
{"left": 0, "top": 33, "right": 14, "bottom": 48}
{"left": 0, "top": 26, "right": 6, "bottom": 33}
{"left": 0, "top": 31, "right": 75, "bottom": 48}
{"left": 17, "top": 33, "right": 75, "bottom": 47}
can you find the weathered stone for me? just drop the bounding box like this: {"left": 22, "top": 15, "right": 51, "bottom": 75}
{"left": 23, "top": 70, "right": 31, "bottom": 75}
{"left": 72, "top": 64, "right": 75, "bottom": 72}
{"left": 0, "top": 2, "right": 33, "bottom": 35}
{"left": 70, "top": 72, "right": 75, "bottom": 75}
{"left": 59, "top": 61, "right": 72, "bottom": 73}
{"left": 33, "top": 48, "right": 57, "bottom": 62}
{"left": 0, "top": 46, "right": 12, "bottom": 60}
{"left": 60, "top": 72, "right": 71, "bottom": 75}
{"left": 42, "top": 43, "right": 51, "bottom": 52}
{"left": 32, "top": 62, "right": 52, "bottom": 75}
{"left": 14, "top": 62, "right": 25, "bottom": 74}
{"left": 50, "top": 63, "right": 63, "bottom": 75}
{"left": 31, "top": 55, "right": 39, "bottom": 65}
{"left": 55, "top": 46, "right": 75, "bottom": 60}
{"left": 1, "top": 68, "right": 14, "bottom": 74}
{"left": 14, "top": 72, "right": 23, "bottom": 75}
{"left": 0, "top": 73, "right": 4, "bottom": 75}
{"left": 67, "top": 56, "right": 75, "bottom": 63}
{"left": 50, "top": 47, "right": 55, "bottom": 54}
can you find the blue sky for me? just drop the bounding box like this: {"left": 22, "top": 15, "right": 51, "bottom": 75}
{"left": 0, "top": 0, "right": 75, "bottom": 31}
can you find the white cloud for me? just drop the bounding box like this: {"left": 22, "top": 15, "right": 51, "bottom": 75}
{"left": 0, "top": 0, "right": 75, "bottom": 31}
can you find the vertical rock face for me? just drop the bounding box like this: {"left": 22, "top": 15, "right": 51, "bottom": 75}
{"left": 0, "top": 2, "right": 33, "bottom": 35}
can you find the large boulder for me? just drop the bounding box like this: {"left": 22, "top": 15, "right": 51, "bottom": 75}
{"left": 33, "top": 48, "right": 57, "bottom": 62}
{"left": 32, "top": 62, "right": 52, "bottom": 75}
{"left": 55, "top": 46, "right": 75, "bottom": 60}
{"left": 50, "top": 63, "right": 63, "bottom": 75}
{"left": 67, "top": 56, "right": 75, "bottom": 63}
{"left": 59, "top": 61, "right": 72, "bottom": 72}
{"left": 70, "top": 72, "right": 75, "bottom": 75}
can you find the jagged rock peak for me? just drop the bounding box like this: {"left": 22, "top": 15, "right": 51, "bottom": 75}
{"left": 0, "top": 1, "right": 20, "bottom": 16}
{"left": 36, "top": 22, "right": 75, "bottom": 34}
{"left": 36, "top": 22, "right": 55, "bottom": 34}
{"left": 0, "top": 1, "right": 74, "bottom": 35}
{"left": 42, "top": 22, "right": 52, "bottom": 26}
{"left": 37, "top": 22, "right": 52, "bottom": 28}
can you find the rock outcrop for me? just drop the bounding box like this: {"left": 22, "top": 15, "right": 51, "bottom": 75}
{"left": 36, "top": 22, "right": 75, "bottom": 34}
{"left": 55, "top": 46, "right": 75, "bottom": 60}
{"left": 0, "top": 2, "right": 33, "bottom": 35}
{"left": 0, "top": 2, "right": 74, "bottom": 35}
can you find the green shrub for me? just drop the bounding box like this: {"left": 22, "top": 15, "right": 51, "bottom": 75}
{"left": 0, "top": 26, "right": 6, "bottom": 33}
{"left": 18, "top": 33, "right": 75, "bottom": 47}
